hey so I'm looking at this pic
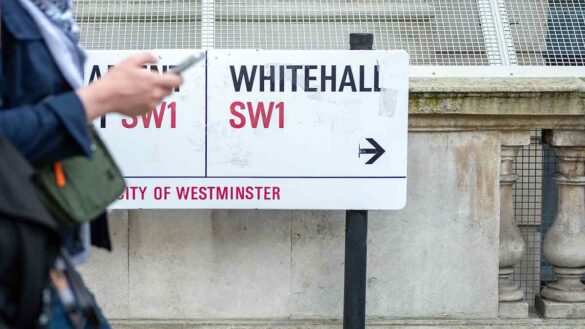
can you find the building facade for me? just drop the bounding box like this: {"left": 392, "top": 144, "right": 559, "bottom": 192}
{"left": 75, "top": 0, "right": 585, "bottom": 327}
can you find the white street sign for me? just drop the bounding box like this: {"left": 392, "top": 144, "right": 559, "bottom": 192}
{"left": 86, "top": 49, "right": 409, "bottom": 210}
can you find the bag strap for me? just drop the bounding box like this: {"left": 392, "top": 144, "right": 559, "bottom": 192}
{"left": 60, "top": 249, "right": 101, "bottom": 327}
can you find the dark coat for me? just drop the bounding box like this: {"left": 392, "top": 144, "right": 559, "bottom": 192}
{"left": 0, "top": 0, "right": 111, "bottom": 252}
{"left": 0, "top": 0, "right": 92, "bottom": 163}
{"left": 0, "top": 1, "right": 112, "bottom": 327}
{"left": 0, "top": 137, "right": 60, "bottom": 329}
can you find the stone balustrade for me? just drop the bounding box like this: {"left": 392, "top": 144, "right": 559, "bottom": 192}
{"left": 498, "top": 131, "right": 530, "bottom": 319}
{"left": 536, "top": 130, "right": 585, "bottom": 318}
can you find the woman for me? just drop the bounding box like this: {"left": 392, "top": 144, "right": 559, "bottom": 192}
{"left": 0, "top": 0, "right": 182, "bottom": 327}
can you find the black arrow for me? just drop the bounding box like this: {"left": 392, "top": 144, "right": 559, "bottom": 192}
{"left": 358, "top": 138, "right": 386, "bottom": 165}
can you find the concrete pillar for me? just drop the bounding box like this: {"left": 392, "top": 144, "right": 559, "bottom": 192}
{"left": 498, "top": 131, "right": 530, "bottom": 318}
{"left": 536, "top": 130, "right": 585, "bottom": 319}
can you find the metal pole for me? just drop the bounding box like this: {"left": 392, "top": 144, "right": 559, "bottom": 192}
{"left": 343, "top": 33, "right": 372, "bottom": 329}
{"left": 344, "top": 209, "right": 368, "bottom": 329}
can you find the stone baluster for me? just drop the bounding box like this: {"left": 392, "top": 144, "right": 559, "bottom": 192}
{"left": 536, "top": 130, "right": 585, "bottom": 319}
{"left": 498, "top": 131, "right": 530, "bottom": 318}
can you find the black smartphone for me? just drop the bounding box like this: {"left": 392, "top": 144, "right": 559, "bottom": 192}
{"left": 169, "top": 54, "right": 205, "bottom": 75}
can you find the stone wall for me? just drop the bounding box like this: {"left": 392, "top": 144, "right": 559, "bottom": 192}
{"left": 79, "top": 77, "right": 585, "bottom": 325}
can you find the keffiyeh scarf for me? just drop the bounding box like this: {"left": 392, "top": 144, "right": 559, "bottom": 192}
{"left": 30, "top": 0, "right": 80, "bottom": 43}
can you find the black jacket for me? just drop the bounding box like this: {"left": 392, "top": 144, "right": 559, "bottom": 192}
{"left": 0, "top": 138, "right": 60, "bottom": 329}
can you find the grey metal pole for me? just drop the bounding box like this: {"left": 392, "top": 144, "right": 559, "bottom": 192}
{"left": 343, "top": 32, "right": 373, "bottom": 329}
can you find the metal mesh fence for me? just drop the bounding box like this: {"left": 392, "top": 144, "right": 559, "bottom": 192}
{"left": 513, "top": 129, "right": 542, "bottom": 306}
{"left": 214, "top": 0, "right": 490, "bottom": 65}
{"left": 74, "top": 0, "right": 585, "bottom": 66}
{"left": 75, "top": 0, "right": 202, "bottom": 49}
{"left": 513, "top": 129, "right": 559, "bottom": 306}
{"left": 506, "top": 0, "right": 585, "bottom": 66}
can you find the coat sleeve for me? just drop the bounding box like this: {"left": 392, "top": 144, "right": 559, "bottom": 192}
{"left": 0, "top": 92, "right": 93, "bottom": 164}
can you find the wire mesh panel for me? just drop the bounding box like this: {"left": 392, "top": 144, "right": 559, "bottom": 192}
{"left": 73, "top": 0, "right": 585, "bottom": 66}
{"left": 506, "top": 0, "right": 585, "bottom": 65}
{"left": 75, "top": 0, "right": 201, "bottom": 49}
{"left": 214, "top": 0, "right": 491, "bottom": 65}
{"left": 539, "top": 142, "right": 559, "bottom": 286}
{"left": 513, "top": 129, "right": 544, "bottom": 305}
{"left": 513, "top": 129, "right": 560, "bottom": 305}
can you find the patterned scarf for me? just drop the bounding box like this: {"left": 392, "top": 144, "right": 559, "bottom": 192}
{"left": 30, "top": 0, "right": 80, "bottom": 43}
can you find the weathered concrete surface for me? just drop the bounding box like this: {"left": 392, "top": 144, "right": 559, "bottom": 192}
{"left": 536, "top": 295, "right": 585, "bottom": 319}
{"left": 109, "top": 317, "right": 585, "bottom": 329}
{"left": 83, "top": 131, "right": 500, "bottom": 320}
{"left": 127, "top": 209, "right": 292, "bottom": 318}
{"left": 409, "top": 77, "right": 585, "bottom": 118}
{"left": 408, "top": 78, "right": 585, "bottom": 131}
{"left": 289, "top": 210, "right": 344, "bottom": 316}
{"left": 498, "top": 301, "right": 529, "bottom": 319}
{"left": 78, "top": 210, "right": 129, "bottom": 319}
{"left": 366, "top": 131, "right": 500, "bottom": 318}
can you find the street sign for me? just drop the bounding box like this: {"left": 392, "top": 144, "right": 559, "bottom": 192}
{"left": 86, "top": 49, "right": 409, "bottom": 210}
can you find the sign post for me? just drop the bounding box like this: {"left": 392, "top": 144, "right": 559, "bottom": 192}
{"left": 343, "top": 33, "right": 373, "bottom": 329}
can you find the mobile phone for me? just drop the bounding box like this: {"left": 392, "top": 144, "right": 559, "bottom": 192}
{"left": 169, "top": 54, "right": 205, "bottom": 75}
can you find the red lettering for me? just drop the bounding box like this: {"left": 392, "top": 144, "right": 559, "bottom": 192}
{"left": 273, "top": 186, "right": 281, "bottom": 200}
{"left": 122, "top": 116, "right": 137, "bottom": 128}
{"left": 217, "top": 187, "right": 228, "bottom": 199}
{"left": 167, "top": 102, "right": 177, "bottom": 128}
{"left": 276, "top": 102, "right": 285, "bottom": 128}
{"left": 245, "top": 186, "right": 254, "bottom": 200}
{"left": 176, "top": 186, "right": 190, "bottom": 200}
{"left": 230, "top": 101, "right": 246, "bottom": 128}
{"left": 122, "top": 102, "right": 176, "bottom": 129}
{"left": 247, "top": 101, "right": 274, "bottom": 128}
{"left": 230, "top": 101, "right": 284, "bottom": 129}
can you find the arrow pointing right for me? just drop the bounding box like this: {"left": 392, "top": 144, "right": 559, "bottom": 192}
{"left": 358, "top": 138, "right": 386, "bottom": 165}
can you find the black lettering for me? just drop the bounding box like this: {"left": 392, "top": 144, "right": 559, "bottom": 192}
{"left": 374, "top": 65, "right": 381, "bottom": 92}
{"left": 88, "top": 65, "right": 102, "bottom": 84}
{"left": 279, "top": 65, "right": 285, "bottom": 92}
{"left": 339, "top": 65, "right": 357, "bottom": 92}
{"left": 286, "top": 65, "right": 302, "bottom": 92}
{"left": 230, "top": 65, "right": 257, "bottom": 92}
{"left": 304, "top": 65, "right": 318, "bottom": 92}
{"left": 359, "top": 65, "right": 372, "bottom": 92}
{"left": 321, "top": 66, "right": 336, "bottom": 92}
{"left": 260, "top": 65, "right": 276, "bottom": 92}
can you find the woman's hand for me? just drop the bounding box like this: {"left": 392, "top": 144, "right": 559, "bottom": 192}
{"left": 77, "top": 52, "right": 183, "bottom": 121}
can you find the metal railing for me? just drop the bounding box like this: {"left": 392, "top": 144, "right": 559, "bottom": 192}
{"left": 74, "top": 0, "right": 584, "bottom": 67}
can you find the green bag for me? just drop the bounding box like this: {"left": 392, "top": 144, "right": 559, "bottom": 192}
{"left": 35, "top": 127, "right": 126, "bottom": 226}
